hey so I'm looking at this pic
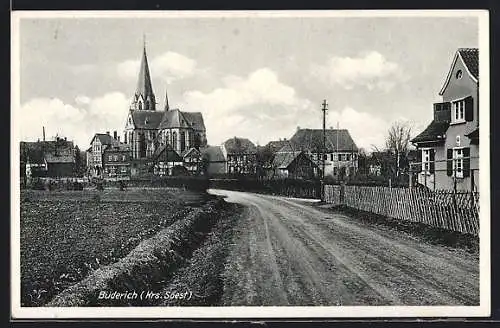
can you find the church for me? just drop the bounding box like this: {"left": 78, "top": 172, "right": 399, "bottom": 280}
{"left": 123, "top": 43, "right": 207, "bottom": 162}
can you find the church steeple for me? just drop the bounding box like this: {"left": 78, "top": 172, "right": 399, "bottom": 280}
{"left": 164, "top": 85, "right": 170, "bottom": 111}
{"left": 131, "top": 36, "right": 156, "bottom": 111}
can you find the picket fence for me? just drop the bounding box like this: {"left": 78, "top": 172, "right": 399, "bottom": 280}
{"left": 324, "top": 184, "right": 479, "bottom": 236}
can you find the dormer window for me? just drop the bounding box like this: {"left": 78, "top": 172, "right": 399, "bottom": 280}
{"left": 452, "top": 99, "right": 465, "bottom": 123}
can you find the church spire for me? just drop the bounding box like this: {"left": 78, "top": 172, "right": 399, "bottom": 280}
{"left": 131, "top": 35, "right": 156, "bottom": 111}
{"left": 164, "top": 85, "right": 170, "bottom": 111}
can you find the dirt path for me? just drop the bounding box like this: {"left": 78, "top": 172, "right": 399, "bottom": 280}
{"left": 209, "top": 189, "right": 479, "bottom": 306}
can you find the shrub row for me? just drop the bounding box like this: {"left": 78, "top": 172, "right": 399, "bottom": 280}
{"left": 209, "top": 178, "right": 321, "bottom": 199}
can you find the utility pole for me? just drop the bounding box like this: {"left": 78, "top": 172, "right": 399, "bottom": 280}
{"left": 321, "top": 99, "right": 328, "bottom": 201}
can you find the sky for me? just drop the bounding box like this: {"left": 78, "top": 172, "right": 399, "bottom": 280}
{"left": 15, "top": 13, "right": 480, "bottom": 151}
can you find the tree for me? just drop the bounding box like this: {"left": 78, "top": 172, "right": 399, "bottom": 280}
{"left": 74, "top": 145, "right": 83, "bottom": 177}
{"left": 385, "top": 121, "right": 412, "bottom": 177}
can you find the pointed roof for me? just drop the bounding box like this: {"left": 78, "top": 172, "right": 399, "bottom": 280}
{"left": 164, "top": 86, "right": 170, "bottom": 111}
{"left": 439, "top": 48, "right": 479, "bottom": 95}
{"left": 159, "top": 109, "right": 191, "bottom": 129}
{"left": 136, "top": 45, "right": 154, "bottom": 98}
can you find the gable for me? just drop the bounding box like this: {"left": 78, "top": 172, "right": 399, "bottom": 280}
{"left": 125, "top": 113, "right": 136, "bottom": 130}
{"left": 439, "top": 49, "right": 478, "bottom": 96}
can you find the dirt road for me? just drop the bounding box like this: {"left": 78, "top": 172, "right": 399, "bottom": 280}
{"left": 209, "top": 189, "right": 479, "bottom": 306}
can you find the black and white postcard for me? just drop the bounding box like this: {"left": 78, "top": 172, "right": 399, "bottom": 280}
{"left": 10, "top": 10, "right": 491, "bottom": 319}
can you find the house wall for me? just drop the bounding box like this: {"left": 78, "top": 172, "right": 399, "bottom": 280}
{"left": 308, "top": 151, "right": 358, "bottom": 177}
{"left": 47, "top": 162, "right": 75, "bottom": 178}
{"left": 207, "top": 161, "right": 226, "bottom": 175}
{"left": 435, "top": 54, "right": 479, "bottom": 191}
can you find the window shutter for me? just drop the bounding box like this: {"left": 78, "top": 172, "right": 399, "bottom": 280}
{"left": 465, "top": 96, "right": 474, "bottom": 122}
{"left": 463, "top": 147, "right": 471, "bottom": 177}
{"left": 446, "top": 149, "right": 453, "bottom": 176}
{"left": 429, "top": 149, "right": 435, "bottom": 174}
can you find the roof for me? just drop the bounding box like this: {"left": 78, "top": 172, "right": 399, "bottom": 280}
{"left": 92, "top": 133, "right": 113, "bottom": 145}
{"left": 158, "top": 109, "right": 190, "bottom": 129}
{"left": 410, "top": 120, "right": 449, "bottom": 144}
{"left": 264, "top": 140, "right": 290, "bottom": 153}
{"left": 104, "top": 141, "right": 131, "bottom": 152}
{"left": 459, "top": 48, "right": 479, "bottom": 80}
{"left": 289, "top": 129, "right": 358, "bottom": 152}
{"left": 223, "top": 137, "right": 258, "bottom": 154}
{"left": 439, "top": 48, "right": 479, "bottom": 95}
{"left": 134, "top": 46, "right": 155, "bottom": 104}
{"left": 465, "top": 127, "right": 479, "bottom": 139}
{"left": 272, "top": 151, "right": 310, "bottom": 169}
{"left": 151, "top": 143, "right": 182, "bottom": 162}
{"left": 181, "top": 112, "right": 206, "bottom": 131}
{"left": 130, "top": 111, "right": 164, "bottom": 129}
{"left": 44, "top": 153, "right": 75, "bottom": 163}
{"left": 158, "top": 109, "right": 206, "bottom": 131}
{"left": 182, "top": 147, "right": 201, "bottom": 158}
{"left": 201, "top": 146, "right": 226, "bottom": 162}
{"left": 22, "top": 140, "right": 75, "bottom": 164}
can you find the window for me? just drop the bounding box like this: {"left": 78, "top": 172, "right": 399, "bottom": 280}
{"left": 453, "top": 148, "right": 464, "bottom": 178}
{"left": 452, "top": 100, "right": 465, "bottom": 123}
{"left": 122, "top": 155, "right": 126, "bottom": 161}
{"left": 114, "top": 155, "right": 119, "bottom": 161}
{"left": 421, "top": 148, "right": 435, "bottom": 174}
{"left": 346, "top": 154, "right": 351, "bottom": 161}
{"left": 109, "top": 155, "right": 113, "bottom": 161}
{"left": 330, "top": 154, "right": 334, "bottom": 161}
{"left": 338, "top": 154, "right": 344, "bottom": 161}
{"left": 456, "top": 70, "right": 463, "bottom": 79}
{"left": 422, "top": 149, "right": 430, "bottom": 172}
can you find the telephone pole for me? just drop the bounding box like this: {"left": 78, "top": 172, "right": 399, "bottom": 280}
{"left": 321, "top": 99, "right": 328, "bottom": 201}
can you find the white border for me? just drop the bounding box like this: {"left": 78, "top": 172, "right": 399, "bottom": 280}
{"left": 10, "top": 10, "right": 491, "bottom": 319}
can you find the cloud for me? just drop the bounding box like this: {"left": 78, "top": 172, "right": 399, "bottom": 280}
{"left": 117, "top": 51, "right": 197, "bottom": 83}
{"left": 323, "top": 107, "right": 390, "bottom": 151}
{"left": 313, "top": 51, "right": 405, "bottom": 92}
{"left": 182, "top": 68, "right": 312, "bottom": 145}
{"left": 19, "top": 92, "right": 130, "bottom": 148}
{"left": 75, "top": 95, "right": 91, "bottom": 105}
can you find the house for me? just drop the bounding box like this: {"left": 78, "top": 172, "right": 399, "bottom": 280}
{"left": 88, "top": 132, "right": 114, "bottom": 177}
{"left": 102, "top": 142, "right": 132, "bottom": 180}
{"left": 123, "top": 43, "right": 207, "bottom": 161}
{"left": 270, "top": 150, "right": 318, "bottom": 179}
{"left": 287, "top": 128, "right": 359, "bottom": 178}
{"left": 411, "top": 48, "right": 479, "bottom": 191}
{"left": 150, "top": 143, "right": 183, "bottom": 176}
{"left": 200, "top": 146, "right": 226, "bottom": 176}
{"left": 222, "top": 137, "right": 258, "bottom": 175}
{"left": 88, "top": 131, "right": 132, "bottom": 179}
{"left": 22, "top": 137, "right": 76, "bottom": 181}
{"left": 182, "top": 147, "right": 202, "bottom": 175}
{"left": 365, "top": 150, "right": 420, "bottom": 178}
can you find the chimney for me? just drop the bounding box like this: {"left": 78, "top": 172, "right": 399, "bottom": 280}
{"left": 42, "top": 126, "right": 46, "bottom": 142}
{"left": 113, "top": 131, "right": 117, "bottom": 140}
{"left": 118, "top": 136, "right": 120, "bottom": 142}
{"left": 106, "top": 131, "right": 110, "bottom": 136}
{"left": 297, "top": 126, "right": 301, "bottom": 131}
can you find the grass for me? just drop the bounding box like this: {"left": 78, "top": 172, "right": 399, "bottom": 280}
{"left": 20, "top": 188, "right": 213, "bottom": 306}
{"left": 320, "top": 204, "right": 479, "bottom": 254}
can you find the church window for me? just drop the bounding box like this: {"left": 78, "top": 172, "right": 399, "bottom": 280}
{"left": 138, "top": 102, "right": 143, "bottom": 110}
{"left": 172, "top": 132, "right": 178, "bottom": 150}
{"left": 180, "top": 131, "right": 186, "bottom": 152}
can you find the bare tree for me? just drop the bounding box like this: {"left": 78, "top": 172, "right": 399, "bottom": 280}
{"left": 385, "top": 121, "right": 412, "bottom": 177}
